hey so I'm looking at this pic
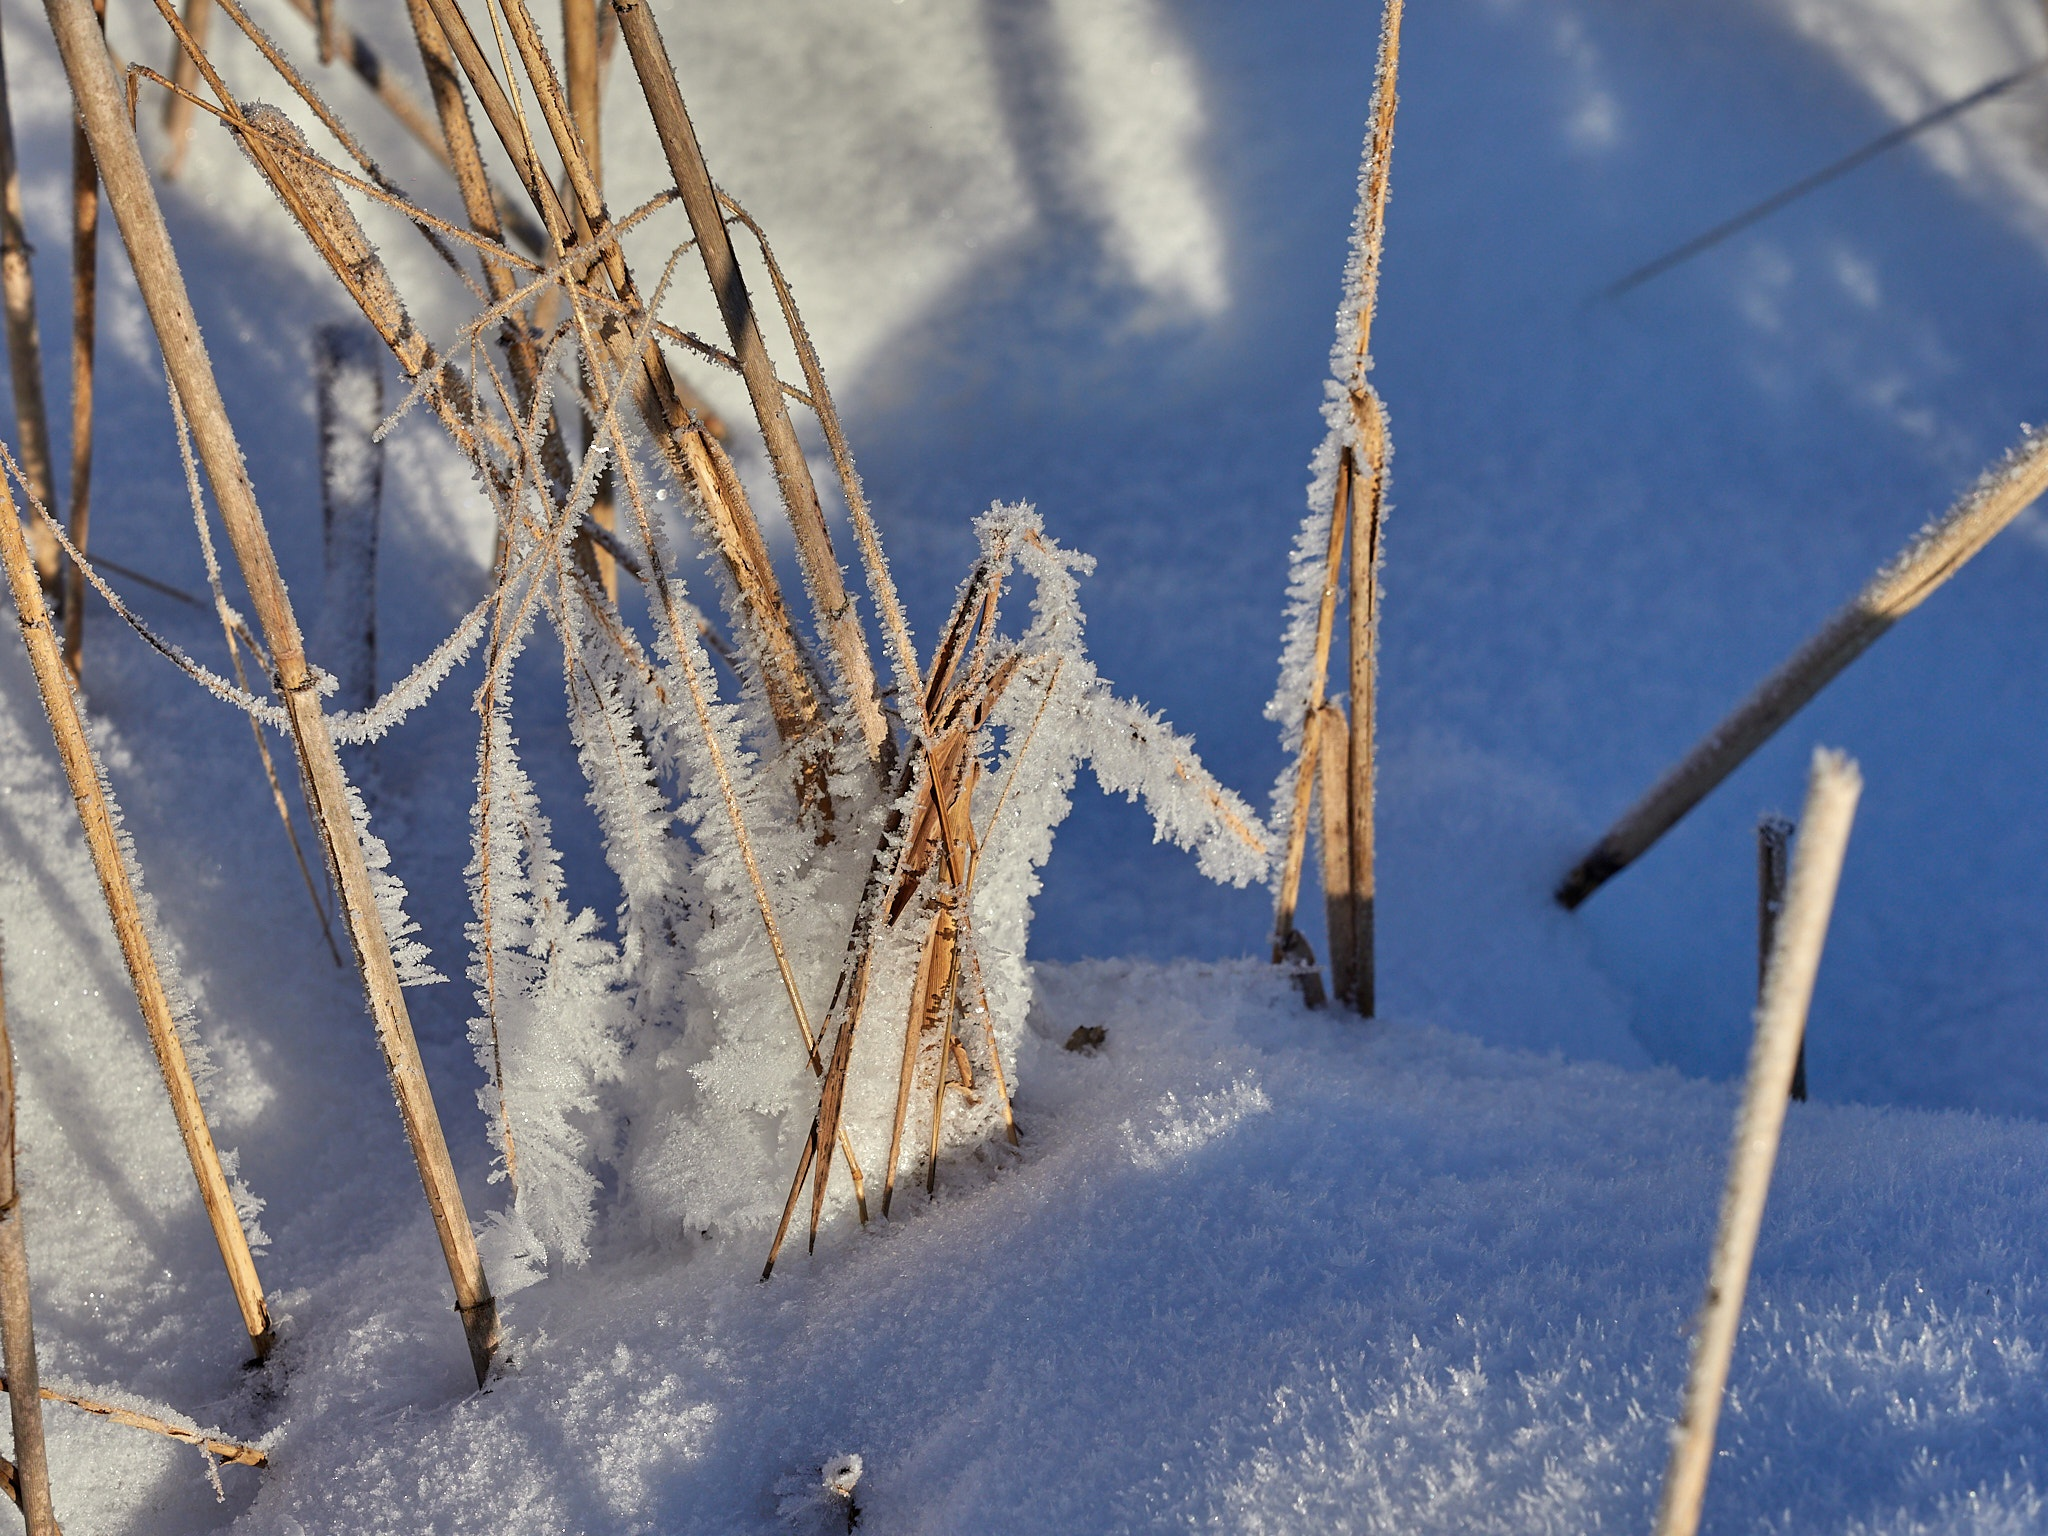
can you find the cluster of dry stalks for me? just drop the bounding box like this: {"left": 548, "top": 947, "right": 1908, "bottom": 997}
{"left": 0, "top": 0, "right": 1272, "bottom": 1480}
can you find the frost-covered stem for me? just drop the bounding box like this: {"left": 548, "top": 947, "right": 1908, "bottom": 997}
{"left": 1654, "top": 748, "right": 1859, "bottom": 1536}
{"left": 1756, "top": 815, "right": 1801, "bottom": 1101}
{"left": 1557, "top": 426, "right": 2048, "bottom": 909}
{"left": 316, "top": 325, "right": 383, "bottom": 714}
{"left": 159, "top": 0, "right": 212, "bottom": 178}
{"left": 394, "top": 0, "right": 569, "bottom": 502}
{"left": 609, "top": 428, "right": 870, "bottom": 1195}
{"left": 270, "top": 0, "right": 485, "bottom": 220}
{"left": 0, "top": 471, "right": 274, "bottom": 1358}
{"left": 723, "top": 196, "right": 925, "bottom": 718}
{"left": 0, "top": 959, "right": 57, "bottom": 1536}
{"left": 610, "top": 0, "right": 890, "bottom": 762}
{"left": 0, "top": 18, "right": 58, "bottom": 604}
{"left": 45, "top": 0, "right": 496, "bottom": 1381}
{"left": 63, "top": 0, "right": 99, "bottom": 681}
{"left": 417, "top": 0, "right": 818, "bottom": 748}
{"left": 1348, "top": 0, "right": 1403, "bottom": 382}
{"left": 0, "top": 1372, "right": 267, "bottom": 1466}
{"left": 1316, "top": 700, "right": 1354, "bottom": 1002}
{"left": 1272, "top": 460, "right": 1349, "bottom": 962}
{"left": 1345, "top": 398, "right": 1388, "bottom": 1018}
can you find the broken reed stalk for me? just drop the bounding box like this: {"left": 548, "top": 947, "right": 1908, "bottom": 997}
{"left": 1270, "top": 464, "right": 1347, "bottom": 982}
{"left": 0, "top": 1373, "right": 265, "bottom": 1467}
{"left": 160, "top": 0, "right": 211, "bottom": 177}
{"left": 1317, "top": 700, "right": 1355, "bottom": 1000}
{"left": 1651, "top": 747, "right": 1860, "bottom": 1536}
{"left": 1557, "top": 426, "right": 2048, "bottom": 910}
{"left": 43, "top": 0, "right": 498, "bottom": 1384}
{"left": 1344, "top": 395, "right": 1386, "bottom": 1017}
{"left": 0, "top": 475, "right": 275, "bottom": 1360}
{"left": 1756, "top": 814, "right": 1801, "bottom": 1102}
{"left": 609, "top": 0, "right": 890, "bottom": 761}
{"left": 0, "top": 15, "right": 59, "bottom": 604}
{"left": 63, "top": 0, "right": 101, "bottom": 681}
{"left": 801, "top": 582, "right": 1023, "bottom": 1250}
{"left": 0, "top": 957, "right": 58, "bottom": 1536}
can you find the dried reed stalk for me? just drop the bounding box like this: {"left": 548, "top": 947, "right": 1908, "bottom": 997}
{"left": 794, "top": 572, "right": 1022, "bottom": 1252}
{"left": 1556, "top": 428, "right": 2048, "bottom": 909}
{"left": 1757, "top": 815, "right": 1799, "bottom": 1101}
{"left": 160, "top": 0, "right": 212, "bottom": 177}
{"left": 0, "top": 475, "right": 275, "bottom": 1359}
{"left": 562, "top": 0, "right": 616, "bottom": 599}
{"left": 62, "top": 0, "right": 101, "bottom": 680}
{"left": 722, "top": 196, "right": 925, "bottom": 714}
{"left": 0, "top": 16, "right": 58, "bottom": 604}
{"left": 1652, "top": 748, "right": 1860, "bottom": 1536}
{"left": 609, "top": 0, "right": 889, "bottom": 760}
{"left": 1332, "top": 0, "right": 1403, "bottom": 1017}
{"left": 0, "top": 1373, "right": 265, "bottom": 1467}
{"left": 0, "top": 957, "right": 57, "bottom": 1536}
{"left": 1316, "top": 700, "right": 1355, "bottom": 1001}
{"left": 269, "top": 0, "right": 548, "bottom": 258}
{"left": 404, "top": 0, "right": 819, "bottom": 748}
{"left": 45, "top": 0, "right": 497, "bottom": 1381}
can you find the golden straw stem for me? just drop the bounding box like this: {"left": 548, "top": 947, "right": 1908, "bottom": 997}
{"left": 45, "top": 0, "right": 496, "bottom": 1382}
{"left": 0, "top": 467, "right": 273, "bottom": 1358}
{"left": 0, "top": 958, "right": 58, "bottom": 1535}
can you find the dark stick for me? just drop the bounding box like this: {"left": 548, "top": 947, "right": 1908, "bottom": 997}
{"left": 1604, "top": 56, "right": 2048, "bottom": 301}
{"left": 1757, "top": 815, "right": 1801, "bottom": 1101}
{"left": 62, "top": 0, "right": 102, "bottom": 680}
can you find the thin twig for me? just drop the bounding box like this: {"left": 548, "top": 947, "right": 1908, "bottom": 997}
{"left": 1604, "top": 57, "right": 2048, "bottom": 301}
{"left": 0, "top": 1373, "right": 266, "bottom": 1467}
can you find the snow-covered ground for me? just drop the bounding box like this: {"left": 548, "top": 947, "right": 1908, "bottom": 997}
{"left": 4, "top": 0, "right": 2048, "bottom": 1527}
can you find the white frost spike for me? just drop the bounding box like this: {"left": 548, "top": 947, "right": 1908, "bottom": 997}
{"left": 345, "top": 781, "right": 444, "bottom": 987}
{"left": 216, "top": 1147, "right": 271, "bottom": 1253}
{"left": 466, "top": 653, "right": 628, "bottom": 1269}
{"left": 556, "top": 583, "right": 701, "bottom": 1034}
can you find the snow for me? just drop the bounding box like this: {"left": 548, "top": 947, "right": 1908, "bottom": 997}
{"left": 0, "top": 0, "right": 2044, "bottom": 1527}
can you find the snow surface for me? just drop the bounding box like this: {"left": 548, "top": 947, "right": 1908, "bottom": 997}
{"left": 0, "top": 0, "right": 2046, "bottom": 1527}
